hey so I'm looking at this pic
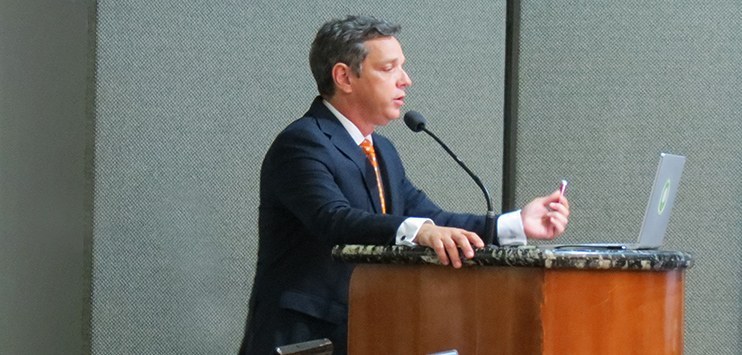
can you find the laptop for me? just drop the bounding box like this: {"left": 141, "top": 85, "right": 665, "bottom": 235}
{"left": 549, "top": 152, "right": 686, "bottom": 250}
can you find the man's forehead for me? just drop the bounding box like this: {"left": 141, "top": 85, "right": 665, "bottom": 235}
{"left": 363, "top": 37, "right": 405, "bottom": 62}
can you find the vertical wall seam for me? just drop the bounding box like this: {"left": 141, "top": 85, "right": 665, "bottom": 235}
{"left": 502, "top": 0, "right": 521, "bottom": 212}
{"left": 81, "top": 1, "right": 99, "bottom": 354}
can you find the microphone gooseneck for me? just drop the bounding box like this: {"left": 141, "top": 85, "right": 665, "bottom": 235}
{"left": 403, "top": 111, "right": 497, "bottom": 245}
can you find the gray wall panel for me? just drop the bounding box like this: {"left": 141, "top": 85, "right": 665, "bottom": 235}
{"left": 516, "top": 1, "right": 741, "bottom": 354}
{"left": 91, "top": 1, "right": 506, "bottom": 353}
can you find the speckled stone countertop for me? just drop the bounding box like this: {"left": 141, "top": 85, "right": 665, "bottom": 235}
{"left": 332, "top": 245, "right": 694, "bottom": 271}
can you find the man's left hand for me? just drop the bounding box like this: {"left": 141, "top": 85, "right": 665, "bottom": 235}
{"left": 521, "top": 190, "right": 570, "bottom": 239}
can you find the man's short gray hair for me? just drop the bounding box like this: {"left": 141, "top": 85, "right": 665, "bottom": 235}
{"left": 309, "top": 15, "right": 401, "bottom": 98}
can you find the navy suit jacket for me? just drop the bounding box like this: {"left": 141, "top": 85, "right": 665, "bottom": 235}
{"left": 241, "top": 97, "right": 489, "bottom": 354}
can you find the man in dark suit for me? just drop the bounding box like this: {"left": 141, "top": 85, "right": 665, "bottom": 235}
{"left": 240, "top": 15, "right": 570, "bottom": 354}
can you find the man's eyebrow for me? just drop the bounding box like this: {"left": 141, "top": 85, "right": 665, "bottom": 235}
{"left": 378, "top": 56, "right": 405, "bottom": 66}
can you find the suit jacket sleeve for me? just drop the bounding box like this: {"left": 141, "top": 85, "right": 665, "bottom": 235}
{"left": 374, "top": 134, "right": 491, "bottom": 238}
{"left": 261, "top": 113, "right": 493, "bottom": 248}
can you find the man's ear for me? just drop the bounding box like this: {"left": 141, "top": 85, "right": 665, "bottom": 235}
{"left": 332, "top": 63, "right": 353, "bottom": 94}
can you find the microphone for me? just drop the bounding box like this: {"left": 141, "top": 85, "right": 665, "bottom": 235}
{"left": 403, "top": 111, "right": 497, "bottom": 245}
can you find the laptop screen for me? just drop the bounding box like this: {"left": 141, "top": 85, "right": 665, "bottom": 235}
{"left": 636, "top": 153, "right": 686, "bottom": 248}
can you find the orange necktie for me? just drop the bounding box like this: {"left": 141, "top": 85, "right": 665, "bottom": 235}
{"left": 360, "top": 139, "right": 387, "bottom": 214}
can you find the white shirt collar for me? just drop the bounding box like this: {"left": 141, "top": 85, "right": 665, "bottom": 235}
{"left": 323, "top": 99, "right": 371, "bottom": 145}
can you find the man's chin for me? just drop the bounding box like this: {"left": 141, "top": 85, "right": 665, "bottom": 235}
{"left": 389, "top": 109, "right": 402, "bottom": 121}
{"left": 373, "top": 110, "right": 402, "bottom": 127}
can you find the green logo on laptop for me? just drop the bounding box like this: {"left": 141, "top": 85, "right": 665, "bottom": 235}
{"left": 658, "top": 179, "right": 671, "bottom": 215}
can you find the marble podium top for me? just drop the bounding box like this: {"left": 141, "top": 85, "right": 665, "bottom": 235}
{"left": 332, "top": 245, "right": 694, "bottom": 271}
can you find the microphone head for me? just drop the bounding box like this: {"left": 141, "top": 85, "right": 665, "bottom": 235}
{"left": 403, "top": 111, "right": 427, "bottom": 132}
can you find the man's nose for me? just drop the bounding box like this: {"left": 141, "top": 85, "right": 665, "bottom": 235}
{"left": 398, "top": 69, "right": 412, "bottom": 88}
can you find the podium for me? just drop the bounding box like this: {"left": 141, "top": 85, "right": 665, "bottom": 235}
{"left": 333, "top": 245, "right": 693, "bottom": 355}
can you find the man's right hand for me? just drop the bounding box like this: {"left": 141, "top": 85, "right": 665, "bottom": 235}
{"left": 415, "top": 224, "right": 484, "bottom": 268}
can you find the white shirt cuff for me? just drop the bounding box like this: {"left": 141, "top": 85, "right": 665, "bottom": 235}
{"left": 395, "top": 217, "right": 434, "bottom": 246}
{"left": 497, "top": 210, "right": 527, "bottom": 246}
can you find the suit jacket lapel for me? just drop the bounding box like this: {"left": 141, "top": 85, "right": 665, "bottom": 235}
{"left": 308, "top": 98, "right": 383, "bottom": 214}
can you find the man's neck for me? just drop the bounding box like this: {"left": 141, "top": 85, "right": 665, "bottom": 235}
{"left": 326, "top": 96, "right": 374, "bottom": 136}
{"left": 322, "top": 99, "right": 369, "bottom": 145}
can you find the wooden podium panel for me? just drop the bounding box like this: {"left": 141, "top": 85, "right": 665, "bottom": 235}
{"left": 348, "top": 265, "right": 684, "bottom": 355}
{"left": 541, "top": 269, "right": 684, "bottom": 355}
